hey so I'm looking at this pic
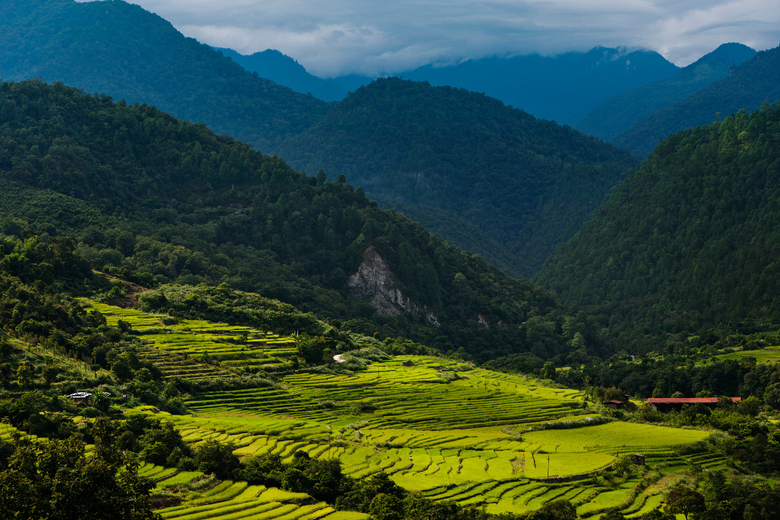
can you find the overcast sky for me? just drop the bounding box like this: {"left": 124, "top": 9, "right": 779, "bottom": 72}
{"left": 127, "top": 0, "right": 779, "bottom": 77}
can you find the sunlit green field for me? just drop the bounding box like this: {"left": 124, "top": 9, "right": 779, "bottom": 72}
{"left": 708, "top": 346, "right": 780, "bottom": 364}
{"left": 91, "top": 302, "right": 717, "bottom": 518}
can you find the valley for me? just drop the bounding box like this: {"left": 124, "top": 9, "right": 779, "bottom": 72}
{"left": 0, "top": 2, "right": 779, "bottom": 519}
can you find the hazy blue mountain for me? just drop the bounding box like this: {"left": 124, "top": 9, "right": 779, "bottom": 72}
{"left": 329, "top": 47, "right": 680, "bottom": 125}
{"left": 577, "top": 43, "right": 756, "bottom": 141}
{"left": 216, "top": 47, "right": 347, "bottom": 102}
{"left": 0, "top": 0, "right": 329, "bottom": 152}
{"left": 613, "top": 45, "right": 780, "bottom": 156}
{"left": 326, "top": 74, "right": 377, "bottom": 94}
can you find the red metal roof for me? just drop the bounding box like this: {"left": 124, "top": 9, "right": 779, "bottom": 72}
{"left": 647, "top": 397, "right": 741, "bottom": 404}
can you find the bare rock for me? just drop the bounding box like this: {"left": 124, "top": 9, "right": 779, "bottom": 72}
{"left": 348, "top": 246, "right": 440, "bottom": 326}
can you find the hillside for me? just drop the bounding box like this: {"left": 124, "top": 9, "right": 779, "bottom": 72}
{"left": 576, "top": 43, "right": 756, "bottom": 142}
{"left": 0, "top": 0, "right": 329, "bottom": 152}
{"left": 330, "top": 47, "right": 680, "bottom": 125}
{"left": 1, "top": 83, "right": 779, "bottom": 519}
{"left": 536, "top": 103, "right": 780, "bottom": 348}
{"left": 0, "top": 79, "right": 605, "bottom": 362}
{"left": 277, "top": 78, "right": 639, "bottom": 278}
{"left": 217, "top": 47, "right": 348, "bottom": 102}
{"left": 612, "top": 45, "right": 780, "bottom": 156}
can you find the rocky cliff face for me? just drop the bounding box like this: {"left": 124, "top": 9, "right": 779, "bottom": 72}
{"left": 348, "top": 246, "right": 440, "bottom": 326}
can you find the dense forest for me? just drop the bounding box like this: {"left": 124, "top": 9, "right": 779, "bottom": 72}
{"left": 536, "top": 103, "right": 780, "bottom": 349}
{"left": 576, "top": 43, "right": 756, "bottom": 142}
{"left": 0, "top": 79, "right": 603, "bottom": 362}
{"left": 278, "top": 78, "right": 638, "bottom": 278}
{"left": 0, "top": 0, "right": 329, "bottom": 153}
{"left": 612, "top": 45, "right": 780, "bottom": 156}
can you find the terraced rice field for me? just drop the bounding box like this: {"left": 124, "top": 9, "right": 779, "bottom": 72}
{"left": 92, "top": 303, "right": 716, "bottom": 518}
{"left": 138, "top": 461, "right": 361, "bottom": 520}
{"left": 85, "top": 302, "right": 297, "bottom": 380}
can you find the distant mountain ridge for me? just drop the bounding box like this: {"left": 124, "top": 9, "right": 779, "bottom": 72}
{"left": 0, "top": 0, "right": 329, "bottom": 152}
{"left": 277, "top": 78, "right": 639, "bottom": 278}
{"left": 612, "top": 44, "right": 780, "bottom": 156}
{"left": 323, "top": 47, "right": 680, "bottom": 126}
{"left": 215, "top": 48, "right": 347, "bottom": 102}
{"left": 576, "top": 43, "right": 756, "bottom": 142}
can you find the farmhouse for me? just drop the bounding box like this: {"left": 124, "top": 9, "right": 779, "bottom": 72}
{"left": 605, "top": 400, "right": 626, "bottom": 410}
{"left": 647, "top": 397, "right": 741, "bottom": 412}
{"left": 65, "top": 391, "right": 92, "bottom": 403}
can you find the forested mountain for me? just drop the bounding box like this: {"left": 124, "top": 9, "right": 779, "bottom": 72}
{"left": 277, "top": 78, "right": 639, "bottom": 278}
{"left": 0, "top": 0, "right": 329, "bottom": 152}
{"left": 536, "top": 103, "right": 780, "bottom": 350}
{"left": 0, "top": 79, "right": 604, "bottom": 361}
{"left": 216, "top": 48, "right": 348, "bottom": 102}
{"left": 330, "top": 47, "right": 680, "bottom": 125}
{"left": 612, "top": 45, "right": 780, "bottom": 156}
{"left": 576, "top": 43, "right": 756, "bottom": 142}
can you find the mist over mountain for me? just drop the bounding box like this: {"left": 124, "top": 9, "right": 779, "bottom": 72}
{"left": 277, "top": 78, "right": 638, "bottom": 278}
{"left": 612, "top": 44, "right": 780, "bottom": 156}
{"left": 577, "top": 43, "right": 756, "bottom": 142}
{"left": 0, "top": 0, "right": 329, "bottom": 153}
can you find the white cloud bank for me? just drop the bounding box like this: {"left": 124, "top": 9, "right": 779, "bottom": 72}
{"left": 126, "top": 0, "right": 779, "bottom": 77}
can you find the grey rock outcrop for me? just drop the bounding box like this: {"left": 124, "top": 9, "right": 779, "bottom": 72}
{"left": 348, "top": 246, "right": 440, "bottom": 326}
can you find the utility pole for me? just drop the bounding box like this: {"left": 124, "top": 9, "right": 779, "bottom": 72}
{"left": 547, "top": 455, "right": 550, "bottom": 479}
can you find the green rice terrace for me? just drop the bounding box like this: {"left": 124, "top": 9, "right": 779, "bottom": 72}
{"left": 89, "top": 302, "right": 723, "bottom": 518}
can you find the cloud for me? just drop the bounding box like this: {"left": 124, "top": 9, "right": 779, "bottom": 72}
{"left": 126, "top": 0, "right": 780, "bottom": 76}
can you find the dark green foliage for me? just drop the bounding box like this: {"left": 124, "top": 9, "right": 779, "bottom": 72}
{"left": 613, "top": 44, "right": 780, "bottom": 156}
{"left": 192, "top": 440, "right": 240, "bottom": 480}
{"left": 694, "top": 472, "right": 780, "bottom": 520}
{"left": 278, "top": 78, "right": 639, "bottom": 277}
{"left": 296, "top": 334, "right": 338, "bottom": 365}
{"left": 0, "top": 0, "right": 329, "bottom": 152}
{"left": 537, "top": 103, "right": 780, "bottom": 348}
{"left": 137, "top": 422, "right": 190, "bottom": 466}
{"left": 666, "top": 486, "right": 706, "bottom": 520}
{"left": 0, "top": 420, "right": 160, "bottom": 520}
{"left": 0, "top": 79, "right": 592, "bottom": 362}
{"left": 577, "top": 43, "right": 756, "bottom": 142}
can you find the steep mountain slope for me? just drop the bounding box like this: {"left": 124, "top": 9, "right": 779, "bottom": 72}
{"left": 577, "top": 43, "right": 756, "bottom": 142}
{"left": 0, "top": 79, "right": 604, "bottom": 361}
{"left": 536, "top": 104, "right": 780, "bottom": 348}
{"left": 330, "top": 47, "right": 680, "bottom": 125}
{"left": 0, "top": 0, "right": 329, "bottom": 152}
{"left": 613, "top": 45, "right": 780, "bottom": 156}
{"left": 277, "top": 78, "right": 639, "bottom": 278}
{"left": 216, "top": 48, "right": 348, "bottom": 102}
